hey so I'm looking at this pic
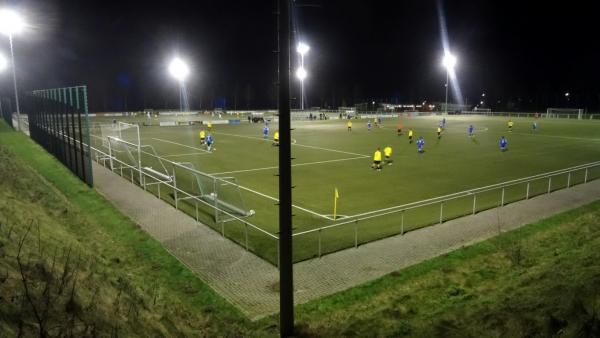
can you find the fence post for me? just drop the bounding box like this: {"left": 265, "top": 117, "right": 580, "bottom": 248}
{"left": 584, "top": 168, "right": 588, "bottom": 183}
{"left": 472, "top": 194, "right": 477, "bottom": 215}
{"left": 173, "top": 167, "right": 178, "bottom": 209}
{"left": 354, "top": 221, "right": 358, "bottom": 248}
{"left": 158, "top": 182, "right": 161, "bottom": 199}
{"left": 567, "top": 172, "right": 571, "bottom": 188}
{"left": 501, "top": 187, "right": 505, "bottom": 206}
{"left": 401, "top": 210, "right": 404, "bottom": 235}
{"left": 439, "top": 202, "right": 444, "bottom": 224}
{"left": 108, "top": 140, "right": 114, "bottom": 171}
{"left": 548, "top": 176, "right": 552, "bottom": 194}
{"left": 221, "top": 221, "right": 225, "bottom": 237}
{"left": 526, "top": 182, "right": 530, "bottom": 200}
{"left": 130, "top": 169, "right": 134, "bottom": 183}
{"left": 244, "top": 223, "right": 249, "bottom": 251}
{"left": 195, "top": 202, "right": 199, "bottom": 223}
{"left": 318, "top": 229, "right": 322, "bottom": 258}
{"left": 120, "top": 166, "right": 123, "bottom": 177}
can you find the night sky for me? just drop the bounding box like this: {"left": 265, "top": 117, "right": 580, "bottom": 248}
{"left": 1, "top": 0, "right": 599, "bottom": 112}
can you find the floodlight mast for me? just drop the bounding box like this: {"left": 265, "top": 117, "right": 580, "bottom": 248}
{"left": 168, "top": 57, "right": 190, "bottom": 112}
{"left": 441, "top": 52, "right": 456, "bottom": 115}
{"left": 296, "top": 42, "right": 309, "bottom": 110}
{"left": 0, "top": 9, "right": 25, "bottom": 131}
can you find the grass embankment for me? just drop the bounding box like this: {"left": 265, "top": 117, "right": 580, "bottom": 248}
{"left": 296, "top": 200, "right": 600, "bottom": 337}
{"left": 0, "top": 123, "right": 277, "bottom": 336}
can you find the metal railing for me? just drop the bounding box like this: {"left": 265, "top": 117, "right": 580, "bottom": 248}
{"left": 292, "top": 160, "right": 600, "bottom": 258}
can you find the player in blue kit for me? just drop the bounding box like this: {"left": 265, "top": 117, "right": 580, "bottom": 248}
{"left": 468, "top": 124, "right": 474, "bottom": 137}
{"left": 367, "top": 120, "right": 372, "bottom": 131}
{"left": 205, "top": 134, "right": 214, "bottom": 152}
{"left": 262, "top": 124, "right": 269, "bottom": 139}
{"left": 499, "top": 136, "right": 508, "bottom": 152}
{"left": 417, "top": 136, "right": 425, "bottom": 153}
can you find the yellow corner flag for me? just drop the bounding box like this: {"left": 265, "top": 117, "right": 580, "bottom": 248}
{"left": 333, "top": 188, "right": 340, "bottom": 220}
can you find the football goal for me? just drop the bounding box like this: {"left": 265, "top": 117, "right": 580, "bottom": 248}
{"left": 546, "top": 108, "right": 583, "bottom": 119}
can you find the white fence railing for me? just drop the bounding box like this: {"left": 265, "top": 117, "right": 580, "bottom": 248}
{"left": 292, "top": 160, "right": 600, "bottom": 258}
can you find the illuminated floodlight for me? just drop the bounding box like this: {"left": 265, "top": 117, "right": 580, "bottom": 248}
{"left": 442, "top": 53, "right": 457, "bottom": 70}
{"left": 564, "top": 92, "right": 570, "bottom": 97}
{"left": 168, "top": 57, "right": 190, "bottom": 82}
{"left": 0, "top": 9, "right": 25, "bottom": 36}
{"left": 0, "top": 53, "right": 7, "bottom": 71}
{"left": 295, "top": 67, "right": 307, "bottom": 81}
{"left": 480, "top": 100, "right": 484, "bottom": 105}
{"left": 296, "top": 42, "right": 310, "bottom": 56}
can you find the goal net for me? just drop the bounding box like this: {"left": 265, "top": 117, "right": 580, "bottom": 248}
{"left": 546, "top": 108, "right": 583, "bottom": 119}
{"left": 173, "top": 162, "right": 253, "bottom": 223}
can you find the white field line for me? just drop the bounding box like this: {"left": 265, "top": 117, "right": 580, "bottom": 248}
{"left": 210, "top": 156, "right": 366, "bottom": 175}
{"left": 233, "top": 184, "right": 334, "bottom": 221}
{"left": 163, "top": 152, "right": 211, "bottom": 157}
{"left": 213, "top": 131, "right": 370, "bottom": 158}
{"left": 511, "top": 132, "right": 600, "bottom": 142}
{"left": 151, "top": 138, "right": 211, "bottom": 153}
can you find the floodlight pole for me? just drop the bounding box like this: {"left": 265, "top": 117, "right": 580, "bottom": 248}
{"left": 444, "top": 69, "right": 449, "bottom": 115}
{"left": 9, "top": 34, "right": 20, "bottom": 130}
{"left": 278, "top": 0, "right": 294, "bottom": 336}
{"left": 300, "top": 54, "right": 304, "bottom": 110}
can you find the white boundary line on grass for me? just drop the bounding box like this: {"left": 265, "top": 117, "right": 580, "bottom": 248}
{"left": 163, "top": 152, "right": 211, "bottom": 157}
{"left": 210, "top": 156, "right": 366, "bottom": 175}
{"left": 511, "top": 132, "right": 600, "bottom": 142}
{"left": 213, "top": 131, "right": 370, "bottom": 158}
{"left": 151, "top": 137, "right": 211, "bottom": 153}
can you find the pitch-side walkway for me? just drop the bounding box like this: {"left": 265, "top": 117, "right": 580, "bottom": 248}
{"left": 92, "top": 162, "right": 600, "bottom": 319}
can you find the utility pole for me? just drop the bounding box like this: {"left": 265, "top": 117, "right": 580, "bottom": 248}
{"left": 278, "top": 0, "right": 294, "bottom": 336}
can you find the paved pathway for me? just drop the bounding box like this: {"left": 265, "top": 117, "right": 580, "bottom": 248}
{"left": 92, "top": 162, "right": 600, "bottom": 319}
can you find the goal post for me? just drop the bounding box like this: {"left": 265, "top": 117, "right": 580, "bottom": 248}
{"left": 546, "top": 108, "right": 584, "bottom": 120}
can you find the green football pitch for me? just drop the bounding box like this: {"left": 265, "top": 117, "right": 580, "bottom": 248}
{"left": 89, "top": 115, "right": 600, "bottom": 264}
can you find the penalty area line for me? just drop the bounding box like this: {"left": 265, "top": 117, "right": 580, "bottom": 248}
{"left": 151, "top": 138, "right": 211, "bottom": 153}
{"left": 214, "top": 131, "right": 370, "bottom": 158}
{"left": 210, "top": 156, "right": 366, "bottom": 175}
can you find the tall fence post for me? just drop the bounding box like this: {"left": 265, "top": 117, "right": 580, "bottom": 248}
{"left": 195, "top": 202, "right": 199, "bottom": 223}
{"left": 173, "top": 167, "right": 178, "bottom": 209}
{"left": 548, "top": 176, "right": 552, "bottom": 194}
{"left": 401, "top": 210, "right": 405, "bottom": 235}
{"left": 318, "top": 229, "right": 322, "bottom": 258}
{"left": 354, "top": 221, "right": 358, "bottom": 248}
{"left": 526, "top": 182, "right": 530, "bottom": 200}
{"left": 108, "top": 139, "right": 114, "bottom": 171}
{"left": 584, "top": 168, "right": 588, "bottom": 183}
{"left": 439, "top": 202, "right": 444, "bottom": 224}
{"left": 244, "top": 223, "right": 249, "bottom": 251}
{"left": 501, "top": 187, "right": 505, "bottom": 206}
{"left": 567, "top": 172, "right": 571, "bottom": 188}
{"left": 130, "top": 168, "right": 134, "bottom": 183}
{"left": 472, "top": 194, "right": 477, "bottom": 215}
{"left": 158, "top": 182, "right": 161, "bottom": 199}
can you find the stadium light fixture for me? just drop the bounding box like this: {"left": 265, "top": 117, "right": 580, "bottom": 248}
{"left": 0, "top": 8, "right": 25, "bottom": 131}
{"left": 168, "top": 57, "right": 190, "bottom": 82}
{"left": 295, "top": 67, "right": 307, "bottom": 81}
{"left": 296, "top": 42, "right": 310, "bottom": 110}
{"left": 564, "top": 92, "right": 570, "bottom": 97}
{"left": 296, "top": 42, "right": 310, "bottom": 56}
{"left": 441, "top": 52, "right": 457, "bottom": 115}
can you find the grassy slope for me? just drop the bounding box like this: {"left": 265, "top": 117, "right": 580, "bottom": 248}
{"left": 0, "top": 123, "right": 278, "bottom": 336}
{"left": 295, "top": 200, "right": 600, "bottom": 337}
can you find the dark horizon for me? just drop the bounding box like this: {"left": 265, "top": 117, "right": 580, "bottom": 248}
{"left": 0, "top": 0, "right": 599, "bottom": 112}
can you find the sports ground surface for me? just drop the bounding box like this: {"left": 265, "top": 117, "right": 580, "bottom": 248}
{"left": 89, "top": 115, "right": 600, "bottom": 263}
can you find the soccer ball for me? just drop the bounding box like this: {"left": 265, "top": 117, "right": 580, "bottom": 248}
{"left": 249, "top": 209, "right": 256, "bottom": 216}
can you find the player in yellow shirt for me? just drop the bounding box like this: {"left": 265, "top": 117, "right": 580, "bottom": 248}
{"left": 273, "top": 131, "right": 280, "bottom": 146}
{"left": 207, "top": 121, "right": 213, "bottom": 130}
{"left": 383, "top": 146, "right": 393, "bottom": 166}
{"left": 199, "top": 130, "right": 206, "bottom": 144}
{"left": 372, "top": 148, "right": 383, "bottom": 171}
{"left": 347, "top": 120, "right": 353, "bottom": 132}
{"left": 437, "top": 126, "right": 442, "bottom": 139}
{"left": 508, "top": 119, "right": 513, "bottom": 132}
{"left": 408, "top": 129, "right": 414, "bottom": 144}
